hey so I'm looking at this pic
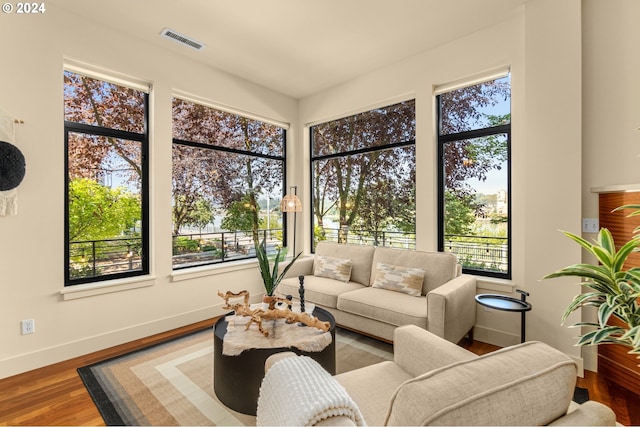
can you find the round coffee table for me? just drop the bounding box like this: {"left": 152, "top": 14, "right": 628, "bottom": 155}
{"left": 213, "top": 306, "right": 336, "bottom": 415}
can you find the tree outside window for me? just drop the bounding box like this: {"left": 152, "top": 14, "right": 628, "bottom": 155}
{"left": 437, "top": 75, "right": 511, "bottom": 278}
{"left": 64, "top": 70, "right": 149, "bottom": 285}
{"left": 171, "top": 98, "right": 286, "bottom": 269}
{"left": 311, "top": 100, "right": 416, "bottom": 249}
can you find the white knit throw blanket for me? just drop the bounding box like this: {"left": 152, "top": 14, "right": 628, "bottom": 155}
{"left": 257, "top": 356, "right": 366, "bottom": 426}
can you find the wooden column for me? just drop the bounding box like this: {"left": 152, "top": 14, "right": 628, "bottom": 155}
{"left": 595, "top": 187, "right": 640, "bottom": 395}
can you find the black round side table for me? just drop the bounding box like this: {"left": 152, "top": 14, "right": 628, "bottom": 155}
{"left": 475, "top": 289, "right": 531, "bottom": 343}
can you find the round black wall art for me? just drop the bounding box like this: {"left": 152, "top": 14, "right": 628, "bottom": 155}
{"left": 0, "top": 140, "right": 26, "bottom": 191}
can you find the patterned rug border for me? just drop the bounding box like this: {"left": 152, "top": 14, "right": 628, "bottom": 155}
{"left": 77, "top": 328, "right": 211, "bottom": 426}
{"left": 77, "top": 326, "right": 393, "bottom": 426}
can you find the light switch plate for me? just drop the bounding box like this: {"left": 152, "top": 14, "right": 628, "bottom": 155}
{"left": 582, "top": 218, "right": 599, "bottom": 233}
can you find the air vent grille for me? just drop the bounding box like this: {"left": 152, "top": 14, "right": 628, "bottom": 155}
{"left": 160, "top": 28, "right": 205, "bottom": 51}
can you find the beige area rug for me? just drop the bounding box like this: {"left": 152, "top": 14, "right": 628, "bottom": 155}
{"left": 78, "top": 326, "right": 393, "bottom": 426}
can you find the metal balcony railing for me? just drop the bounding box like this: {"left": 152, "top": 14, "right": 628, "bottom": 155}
{"left": 69, "top": 229, "right": 508, "bottom": 280}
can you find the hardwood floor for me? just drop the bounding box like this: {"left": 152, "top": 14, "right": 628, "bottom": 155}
{"left": 0, "top": 322, "right": 638, "bottom": 426}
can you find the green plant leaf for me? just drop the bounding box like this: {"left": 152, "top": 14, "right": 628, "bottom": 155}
{"left": 597, "top": 302, "right": 617, "bottom": 327}
{"left": 561, "top": 292, "right": 604, "bottom": 323}
{"left": 254, "top": 237, "right": 302, "bottom": 295}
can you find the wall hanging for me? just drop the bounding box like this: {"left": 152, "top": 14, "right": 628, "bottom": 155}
{"left": 0, "top": 108, "right": 25, "bottom": 216}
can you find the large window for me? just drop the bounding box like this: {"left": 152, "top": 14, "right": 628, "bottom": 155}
{"left": 310, "top": 100, "right": 416, "bottom": 249}
{"left": 64, "top": 70, "right": 149, "bottom": 285}
{"left": 437, "top": 74, "right": 511, "bottom": 278}
{"left": 172, "top": 98, "right": 286, "bottom": 269}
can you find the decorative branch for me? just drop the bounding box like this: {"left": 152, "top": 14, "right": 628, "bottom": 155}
{"left": 217, "top": 290, "right": 330, "bottom": 337}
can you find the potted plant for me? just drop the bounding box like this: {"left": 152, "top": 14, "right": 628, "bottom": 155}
{"left": 255, "top": 237, "right": 302, "bottom": 301}
{"left": 544, "top": 207, "right": 640, "bottom": 363}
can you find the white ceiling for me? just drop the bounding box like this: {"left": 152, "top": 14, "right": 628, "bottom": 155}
{"left": 50, "top": 0, "right": 527, "bottom": 99}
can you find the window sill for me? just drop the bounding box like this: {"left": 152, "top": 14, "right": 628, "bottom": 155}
{"left": 474, "top": 276, "right": 517, "bottom": 293}
{"left": 60, "top": 276, "right": 157, "bottom": 300}
{"left": 171, "top": 259, "right": 258, "bottom": 282}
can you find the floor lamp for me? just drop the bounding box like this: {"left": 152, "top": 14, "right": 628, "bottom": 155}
{"left": 280, "top": 186, "right": 302, "bottom": 255}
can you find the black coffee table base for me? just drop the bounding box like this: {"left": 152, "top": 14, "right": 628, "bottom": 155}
{"left": 213, "top": 308, "right": 336, "bottom": 416}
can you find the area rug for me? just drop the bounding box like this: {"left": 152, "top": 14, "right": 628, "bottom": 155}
{"left": 78, "top": 327, "right": 393, "bottom": 426}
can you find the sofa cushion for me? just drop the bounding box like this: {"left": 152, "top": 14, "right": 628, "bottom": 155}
{"left": 314, "top": 255, "right": 353, "bottom": 282}
{"left": 371, "top": 262, "right": 424, "bottom": 296}
{"left": 385, "top": 341, "right": 577, "bottom": 426}
{"left": 278, "top": 276, "right": 366, "bottom": 308}
{"left": 315, "top": 242, "right": 375, "bottom": 286}
{"left": 337, "top": 288, "right": 428, "bottom": 328}
{"left": 371, "top": 247, "right": 458, "bottom": 295}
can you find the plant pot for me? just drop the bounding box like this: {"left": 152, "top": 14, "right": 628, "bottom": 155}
{"left": 262, "top": 294, "right": 277, "bottom": 310}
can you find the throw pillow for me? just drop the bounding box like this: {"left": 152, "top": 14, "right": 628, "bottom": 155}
{"left": 372, "top": 262, "right": 425, "bottom": 296}
{"left": 314, "top": 255, "right": 353, "bottom": 282}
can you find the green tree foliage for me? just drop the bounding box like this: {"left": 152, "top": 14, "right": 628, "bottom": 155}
{"left": 221, "top": 194, "right": 266, "bottom": 232}
{"left": 444, "top": 191, "right": 476, "bottom": 236}
{"left": 68, "top": 178, "right": 140, "bottom": 242}
{"left": 172, "top": 195, "right": 213, "bottom": 234}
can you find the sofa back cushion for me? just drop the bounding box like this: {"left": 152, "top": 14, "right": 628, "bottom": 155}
{"left": 385, "top": 341, "right": 577, "bottom": 426}
{"left": 371, "top": 247, "right": 458, "bottom": 295}
{"left": 314, "top": 242, "right": 375, "bottom": 286}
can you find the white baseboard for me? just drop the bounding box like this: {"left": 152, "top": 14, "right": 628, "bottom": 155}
{"left": 474, "top": 325, "right": 585, "bottom": 377}
{"left": 473, "top": 324, "right": 521, "bottom": 347}
{"left": 0, "top": 297, "right": 260, "bottom": 380}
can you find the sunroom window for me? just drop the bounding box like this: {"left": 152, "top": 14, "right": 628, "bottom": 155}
{"left": 437, "top": 74, "right": 511, "bottom": 278}
{"left": 64, "top": 69, "right": 149, "bottom": 285}
{"left": 310, "top": 100, "right": 416, "bottom": 249}
{"left": 171, "top": 98, "right": 286, "bottom": 269}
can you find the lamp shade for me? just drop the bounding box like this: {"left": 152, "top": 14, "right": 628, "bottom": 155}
{"left": 281, "top": 194, "right": 302, "bottom": 212}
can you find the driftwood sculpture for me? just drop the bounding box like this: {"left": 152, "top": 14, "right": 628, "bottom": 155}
{"left": 218, "top": 290, "right": 330, "bottom": 337}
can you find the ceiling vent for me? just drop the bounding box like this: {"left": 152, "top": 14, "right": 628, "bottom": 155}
{"left": 160, "top": 28, "right": 206, "bottom": 51}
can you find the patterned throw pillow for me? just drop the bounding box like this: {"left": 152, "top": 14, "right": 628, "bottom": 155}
{"left": 371, "top": 262, "right": 425, "bottom": 297}
{"left": 313, "top": 255, "right": 353, "bottom": 282}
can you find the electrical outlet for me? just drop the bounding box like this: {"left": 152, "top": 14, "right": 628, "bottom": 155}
{"left": 582, "top": 218, "right": 599, "bottom": 233}
{"left": 21, "top": 319, "right": 35, "bottom": 335}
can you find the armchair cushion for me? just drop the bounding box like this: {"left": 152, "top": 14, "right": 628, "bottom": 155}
{"left": 385, "top": 341, "right": 577, "bottom": 426}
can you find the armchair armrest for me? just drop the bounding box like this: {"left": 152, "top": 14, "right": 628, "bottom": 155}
{"left": 278, "top": 255, "right": 314, "bottom": 279}
{"left": 393, "top": 325, "right": 476, "bottom": 377}
{"left": 427, "top": 273, "right": 477, "bottom": 343}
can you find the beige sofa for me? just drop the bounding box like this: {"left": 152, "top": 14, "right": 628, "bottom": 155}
{"left": 277, "top": 241, "right": 476, "bottom": 343}
{"left": 257, "top": 325, "right": 616, "bottom": 426}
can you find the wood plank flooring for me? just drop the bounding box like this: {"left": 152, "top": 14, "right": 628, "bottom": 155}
{"left": 0, "top": 322, "right": 638, "bottom": 426}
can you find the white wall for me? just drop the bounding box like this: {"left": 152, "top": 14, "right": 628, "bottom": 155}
{"left": 0, "top": 3, "right": 297, "bottom": 379}
{"left": 299, "top": 0, "right": 584, "bottom": 365}
{"left": 581, "top": 0, "right": 640, "bottom": 370}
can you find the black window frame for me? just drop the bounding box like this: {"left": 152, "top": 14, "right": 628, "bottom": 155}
{"left": 171, "top": 101, "right": 287, "bottom": 270}
{"left": 64, "top": 93, "right": 150, "bottom": 286}
{"left": 309, "top": 100, "right": 417, "bottom": 252}
{"left": 436, "top": 96, "right": 511, "bottom": 279}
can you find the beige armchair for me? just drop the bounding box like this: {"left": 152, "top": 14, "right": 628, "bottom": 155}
{"left": 257, "top": 325, "right": 616, "bottom": 426}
